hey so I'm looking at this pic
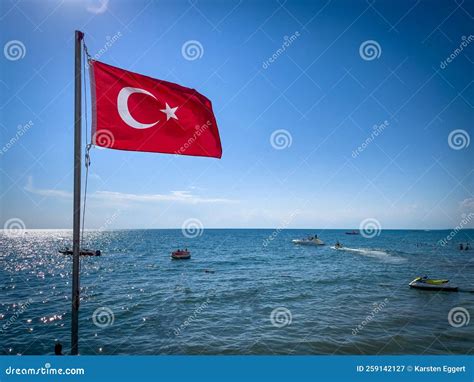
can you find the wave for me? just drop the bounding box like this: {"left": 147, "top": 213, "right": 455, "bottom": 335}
{"left": 330, "top": 246, "right": 406, "bottom": 264}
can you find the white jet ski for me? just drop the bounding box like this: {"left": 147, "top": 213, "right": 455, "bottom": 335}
{"left": 292, "top": 237, "right": 325, "bottom": 246}
{"left": 409, "top": 276, "right": 458, "bottom": 292}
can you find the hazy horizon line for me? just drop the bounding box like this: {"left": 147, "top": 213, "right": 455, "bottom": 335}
{"left": 2, "top": 227, "right": 474, "bottom": 231}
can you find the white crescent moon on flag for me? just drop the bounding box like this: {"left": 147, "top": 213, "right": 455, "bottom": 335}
{"left": 117, "top": 87, "right": 159, "bottom": 129}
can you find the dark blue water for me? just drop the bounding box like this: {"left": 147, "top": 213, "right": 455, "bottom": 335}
{"left": 1, "top": 229, "right": 473, "bottom": 355}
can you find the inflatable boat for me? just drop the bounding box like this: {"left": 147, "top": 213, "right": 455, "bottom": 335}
{"left": 171, "top": 249, "right": 191, "bottom": 260}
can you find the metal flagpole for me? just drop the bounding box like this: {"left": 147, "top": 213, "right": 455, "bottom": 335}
{"left": 71, "top": 30, "right": 84, "bottom": 355}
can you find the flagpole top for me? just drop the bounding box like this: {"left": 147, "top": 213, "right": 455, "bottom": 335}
{"left": 75, "top": 30, "right": 84, "bottom": 40}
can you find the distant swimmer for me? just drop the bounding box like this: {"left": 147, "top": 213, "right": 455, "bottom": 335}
{"left": 459, "top": 243, "right": 464, "bottom": 251}
{"left": 466, "top": 243, "right": 470, "bottom": 251}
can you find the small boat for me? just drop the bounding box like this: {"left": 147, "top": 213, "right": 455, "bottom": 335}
{"left": 345, "top": 231, "right": 359, "bottom": 235}
{"left": 409, "top": 276, "right": 458, "bottom": 292}
{"left": 171, "top": 249, "right": 191, "bottom": 260}
{"left": 58, "top": 248, "right": 101, "bottom": 256}
{"left": 292, "top": 238, "right": 325, "bottom": 246}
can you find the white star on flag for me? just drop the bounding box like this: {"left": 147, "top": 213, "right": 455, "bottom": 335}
{"left": 160, "top": 103, "right": 178, "bottom": 121}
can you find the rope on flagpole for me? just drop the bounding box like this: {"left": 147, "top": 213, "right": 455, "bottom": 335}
{"left": 81, "top": 38, "right": 92, "bottom": 246}
{"left": 83, "top": 40, "right": 92, "bottom": 62}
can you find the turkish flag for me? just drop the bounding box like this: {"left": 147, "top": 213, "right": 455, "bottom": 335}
{"left": 89, "top": 60, "right": 222, "bottom": 158}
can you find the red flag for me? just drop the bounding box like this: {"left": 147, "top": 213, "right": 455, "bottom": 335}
{"left": 89, "top": 60, "right": 222, "bottom": 158}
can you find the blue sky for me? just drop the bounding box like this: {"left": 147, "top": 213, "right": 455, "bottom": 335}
{"left": 0, "top": 0, "right": 473, "bottom": 229}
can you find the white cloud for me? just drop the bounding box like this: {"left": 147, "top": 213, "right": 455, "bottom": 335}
{"left": 93, "top": 190, "right": 236, "bottom": 204}
{"left": 24, "top": 176, "right": 72, "bottom": 199}
{"left": 86, "top": 0, "right": 109, "bottom": 14}
{"left": 24, "top": 177, "right": 236, "bottom": 205}
{"left": 460, "top": 198, "right": 474, "bottom": 211}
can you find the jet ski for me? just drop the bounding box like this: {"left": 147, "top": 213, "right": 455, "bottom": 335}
{"left": 409, "top": 276, "right": 458, "bottom": 292}
{"left": 171, "top": 249, "right": 191, "bottom": 260}
{"left": 292, "top": 238, "right": 325, "bottom": 246}
{"left": 58, "top": 248, "right": 101, "bottom": 256}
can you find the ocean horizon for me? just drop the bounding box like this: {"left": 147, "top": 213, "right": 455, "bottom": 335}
{"left": 2, "top": 228, "right": 471, "bottom": 231}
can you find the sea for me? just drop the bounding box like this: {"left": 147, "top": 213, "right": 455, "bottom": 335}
{"left": 1, "top": 229, "right": 473, "bottom": 355}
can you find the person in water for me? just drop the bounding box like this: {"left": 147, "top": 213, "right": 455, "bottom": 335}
{"left": 54, "top": 342, "right": 63, "bottom": 355}
{"left": 459, "top": 243, "right": 464, "bottom": 250}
